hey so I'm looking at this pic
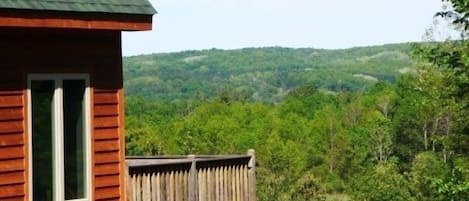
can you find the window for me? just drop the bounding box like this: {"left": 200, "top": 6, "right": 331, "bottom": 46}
{"left": 28, "top": 74, "right": 91, "bottom": 201}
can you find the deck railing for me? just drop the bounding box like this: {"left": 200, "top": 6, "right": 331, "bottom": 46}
{"left": 126, "top": 150, "right": 256, "bottom": 201}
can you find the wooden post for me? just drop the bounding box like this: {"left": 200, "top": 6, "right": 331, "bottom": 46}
{"left": 188, "top": 154, "right": 197, "bottom": 201}
{"left": 156, "top": 173, "right": 161, "bottom": 201}
{"left": 247, "top": 149, "right": 256, "bottom": 201}
{"left": 136, "top": 174, "right": 141, "bottom": 201}
{"left": 125, "top": 164, "right": 132, "bottom": 201}
{"left": 144, "top": 173, "right": 151, "bottom": 201}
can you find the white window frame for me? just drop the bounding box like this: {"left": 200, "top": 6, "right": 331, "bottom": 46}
{"left": 28, "top": 74, "right": 92, "bottom": 201}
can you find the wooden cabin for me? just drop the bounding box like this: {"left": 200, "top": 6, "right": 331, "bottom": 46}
{"left": 0, "top": 1, "right": 156, "bottom": 201}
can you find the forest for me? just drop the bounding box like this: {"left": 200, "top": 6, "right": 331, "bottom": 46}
{"left": 124, "top": 1, "right": 468, "bottom": 200}
{"left": 124, "top": 43, "right": 412, "bottom": 103}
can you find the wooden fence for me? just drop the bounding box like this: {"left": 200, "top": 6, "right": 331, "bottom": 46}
{"left": 126, "top": 149, "right": 256, "bottom": 201}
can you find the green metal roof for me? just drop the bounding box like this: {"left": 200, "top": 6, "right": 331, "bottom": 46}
{"left": 0, "top": 0, "right": 156, "bottom": 15}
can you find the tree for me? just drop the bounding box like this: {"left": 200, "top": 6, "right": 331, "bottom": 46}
{"left": 410, "top": 43, "right": 468, "bottom": 160}
{"left": 410, "top": 152, "right": 448, "bottom": 201}
{"left": 352, "top": 163, "right": 417, "bottom": 201}
{"left": 430, "top": 165, "right": 469, "bottom": 201}
{"left": 257, "top": 133, "right": 307, "bottom": 201}
{"left": 311, "top": 105, "right": 349, "bottom": 175}
{"left": 290, "top": 172, "right": 326, "bottom": 201}
{"left": 360, "top": 83, "right": 397, "bottom": 164}
{"left": 363, "top": 110, "right": 393, "bottom": 163}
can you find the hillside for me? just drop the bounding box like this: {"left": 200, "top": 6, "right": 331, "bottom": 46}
{"left": 123, "top": 43, "right": 413, "bottom": 103}
{"left": 124, "top": 41, "right": 469, "bottom": 201}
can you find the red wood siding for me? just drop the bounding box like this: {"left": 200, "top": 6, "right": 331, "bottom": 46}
{"left": 0, "top": 28, "right": 126, "bottom": 201}
{"left": 0, "top": 90, "right": 26, "bottom": 201}
{"left": 0, "top": 10, "right": 153, "bottom": 31}
{"left": 94, "top": 89, "right": 122, "bottom": 200}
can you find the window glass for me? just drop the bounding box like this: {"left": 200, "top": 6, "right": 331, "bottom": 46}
{"left": 63, "top": 80, "right": 86, "bottom": 200}
{"left": 31, "top": 80, "right": 55, "bottom": 201}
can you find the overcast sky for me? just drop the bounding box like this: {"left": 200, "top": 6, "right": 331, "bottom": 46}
{"left": 122, "top": 0, "right": 446, "bottom": 56}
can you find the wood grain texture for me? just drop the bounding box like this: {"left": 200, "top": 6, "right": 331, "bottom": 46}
{"left": 0, "top": 158, "right": 24, "bottom": 173}
{"left": 0, "top": 28, "right": 125, "bottom": 201}
{"left": 0, "top": 133, "right": 23, "bottom": 147}
{"left": 95, "top": 186, "right": 121, "bottom": 200}
{"left": 0, "top": 9, "right": 153, "bottom": 31}
{"left": 126, "top": 154, "right": 256, "bottom": 201}
{"left": 0, "top": 145, "right": 23, "bottom": 160}
{"left": 94, "top": 116, "right": 120, "bottom": 129}
{"left": 95, "top": 139, "right": 121, "bottom": 153}
{"left": 94, "top": 128, "right": 120, "bottom": 140}
{"left": 0, "top": 196, "right": 25, "bottom": 201}
{"left": 95, "top": 162, "right": 121, "bottom": 176}
{"left": 95, "top": 151, "right": 121, "bottom": 164}
{"left": 94, "top": 104, "right": 119, "bottom": 117}
{"left": 93, "top": 60, "right": 124, "bottom": 200}
{"left": 0, "top": 107, "right": 23, "bottom": 121}
{"left": 95, "top": 93, "right": 119, "bottom": 105}
{"left": 0, "top": 121, "right": 23, "bottom": 134}
{"left": 0, "top": 95, "right": 23, "bottom": 108}
{"left": 0, "top": 171, "right": 24, "bottom": 186}
{"left": 96, "top": 174, "right": 121, "bottom": 188}
{"left": 118, "top": 85, "right": 126, "bottom": 201}
{"left": 0, "top": 183, "right": 24, "bottom": 199}
{"left": 21, "top": 88, "right": 28, "bottom": 201}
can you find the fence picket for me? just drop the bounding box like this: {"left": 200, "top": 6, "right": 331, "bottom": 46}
{"left": 126, "top": 151, "right": 255, "bottom": 201}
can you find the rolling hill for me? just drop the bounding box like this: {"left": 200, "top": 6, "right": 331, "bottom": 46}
{"left": 123, "top": 43, "right": 413, "bottom": 103}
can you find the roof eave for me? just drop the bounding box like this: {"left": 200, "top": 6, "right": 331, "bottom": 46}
{"left": 0, "top": 9, "right": 155, "bottom": 31}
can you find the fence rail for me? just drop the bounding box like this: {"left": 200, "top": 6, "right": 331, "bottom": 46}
{"left": 126, "top": 150, "right": 256, "bottom": 201}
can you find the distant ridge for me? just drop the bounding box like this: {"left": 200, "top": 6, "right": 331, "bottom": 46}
{"left": 123, "top": 43, "right": 413, "bottom": 103}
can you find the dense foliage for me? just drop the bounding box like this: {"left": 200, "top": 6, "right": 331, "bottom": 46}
{"left": 123, "top": 2, "right": 468, "bottom": 200}
{"left": 124, "top": 42, "right": 468, "bottom": 200}
{"left": 124, "top": 44, "right": 412, "bottom": 103}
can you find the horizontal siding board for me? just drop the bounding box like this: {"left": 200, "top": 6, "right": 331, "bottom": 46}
{"left": 0, "top": 133, "right": 24, "bottom": 147}
{"left": 94, "top": 151, "right": 120, "bottom": 164}
{"left": 94, "top": 93, "right": 118, "bottom": 104}
{"left": 95, "top": 186, "right": 121, "bottom": 200}
{"left": 0, "top": 196, "right": 25, "bottom": 201}
{"left": 94, "top": 128, "right": 119, "bottom": 140}
{"left": 0, "top": 145, "right": 23, "bottom": 160}
{"left": 0, "top": 171, "right": 24, "bottom": 185}
{"left": 95, "top": 174, "right": 120, "bottom": 188}
{"left": 0, "top": 183, "right": 24, "bottom": 198}
{"left": 0, "top": 95, "right": 23, "bottom": 108}
{"left": 94, "top": 116, "right": 119, "bottom": 129}
{"left": 94, "top": 104, "right": 119, "bottom": 117}
{"left": 93, "top": 88, "right": 122, "bottom": 201}
{"left": 95, "top": 139, "right": 120, "bottom": 153}
{"left": 0, "top": 107, "right": 23, "bottom": 121}
{"left": 0, "top": 121, "right": 23, "bottom": 134}
{"left": 0, "top": 158, "right": 24, "bottom": 173}
{"left": 96, "top": 199, "right": 119, "bottom": 201}
{"left": 95, "top": 162, "right": 120, "bottom": 176}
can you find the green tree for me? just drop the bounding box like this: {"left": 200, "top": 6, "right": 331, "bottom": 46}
{"left": 430, "top": 165, "right": 469, "bottom": 201}
{"left": 352, "top": 163, "right": 417, "bottom": 201}
{"left": 291, "top": 172, "right": 326, "bottom": 201}
{"left": 410, "top": 152, "right": 448, "bottom": 201}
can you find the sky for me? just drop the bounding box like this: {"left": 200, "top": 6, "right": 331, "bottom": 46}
{"left": 122, "top": 0, "right": 446, "bottom": 56}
